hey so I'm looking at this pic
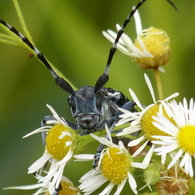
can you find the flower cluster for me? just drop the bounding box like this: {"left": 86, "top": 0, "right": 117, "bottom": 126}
{"left": 2, "top": 1, "right": 195, "bottom": 195}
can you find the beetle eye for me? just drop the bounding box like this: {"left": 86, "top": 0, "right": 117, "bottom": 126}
{"left": 96, "top": 95, "right": 102, "bottom": 108}
{"left": 68, "top": 97, "right": 76, "bottom": 113}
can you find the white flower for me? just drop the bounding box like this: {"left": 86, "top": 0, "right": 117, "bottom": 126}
{"left": 152, "top": 98, "right": 195, "bottom": 177}
{"left": 75, "top": 126, "right": 144, "bottom": 195}
{"left": 24, "top": 104, "right": 78, "bottom": 189}
{"left": 4, "top": 174, "right": 80, "bottom": 195}
{"left": 116, "top": 74, "right": 178, "bottom": 168}
{"left": 103, "top": 9, "right": 170, "bottom": 70}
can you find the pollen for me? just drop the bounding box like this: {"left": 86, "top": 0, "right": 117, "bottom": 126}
{"left": 141, "top": 104, "right": 173, "bottom": 140}
{"left": 134, "top": 27, "right": 170, "bottom": 69}
{"left": 101, "top": 147, "right": 132, "bottom": 185}
{"left": 45, "top": 124, "right": 73, "bottom": 161}
{"left": 177, "top": 126, "right": 195, "bottom": 155}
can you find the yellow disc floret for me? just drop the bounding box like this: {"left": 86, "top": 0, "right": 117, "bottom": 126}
{"left": 141, "top": 104, "right": 174, "bottom": 140}
{"left": 45, "top": 124, "right": 73, "bottom": 161}
{"left": 134, "top": 27, "right": 170, "bottom": 69}
{"left": 101, "top": 147, "right": 133, "bottom": 185}
{"left": 58, "top": 179, "right": 79, "bottom": 195}
{"left": 45, "top": 178, "right": 79, "bottom": 195}
{"left": 177, "top": 126, "right": 195, "bottom": 155}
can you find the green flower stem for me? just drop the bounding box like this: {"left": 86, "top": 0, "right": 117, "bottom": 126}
{"left": 0, "top": 35, "right": 19, "bottom": 46}
{"left": 0, "top": 33, "right": 16, "bottom": 41}
{"left": 189, "top": 177, "right": 195, "bottom": 195}
{"left": 153, "top": 67, "right": 163, "bottom": 100}
{"left": 12, "top": 0, "right": 33, "bottom": 43}
{"left": 0, "top": 24, "right": 24, "bottom": 47}
{"left": 112, "top": 123, "right": 129, "bottom": 132}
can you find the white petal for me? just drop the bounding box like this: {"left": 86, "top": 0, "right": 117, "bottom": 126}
{"left": 118, "top": 34, "right": 144, "bottom": 57}
{"left": 114, "top": 178, "right": 126, "bottom": 195}
{"left": 168, "top": 149, "right": 183, "bottom": 169}
{"left": 153, "top": 113, "right": 178, "bottom": 137}
{"left": 142, "top": 144, "right": 155, "bottom": 169}
{"left": 73, "top": 154, "right": 94, "bottom": 161}
{"left": 79, "top": 169, "right": 99, "bottom": 182}
{"left": 144, "top": 74, "right": 156, "bottom": 103}
{"left": 161, "top": 153, "right": 167, "bottom": 165}
{"left": 28, "top": 151, "right": 50, "bottom": 174}
{"left": 133, "top": 8, "right": 142, "bottom": 35}
{"left": 23, "top": 126, "right": 51, "bottom": 138}
{"left": 131, "top": 139, "right": 148, "bottom": 158}
{"left": 117, "top": 125, "right": 141, "bottom": 136}
{"left": 129, "top": 88, "right": 144, "bottom": 110}
{"left": 65, "top": 141, "right": 72, "bottom": 147}
{"left": 162, "top": 92, "right": 179, "bottom": 102}
{"left": 99, "top": 182, "right": 114, "bottom": 195}
{"left": 158, "top": 66, "right": 165, "bottom": 73}
{"left": 46, "top": 104, "right": 67, "bottom": 125}
{"left": 128, "top": 135, "right": 145, "bottom": 147}
{"left": 137, "top": 36, "right": 153, "bottom": 57}
{"left": 59, "top": 131, "right": 71, "bottom": 139}
{"left": 128, "top": 172, "right": 137, "bottom": 194}
{"left": 105, "top": 125, "right": 112, "bottom": 143}
{"left": 102, "top": 31, "right": 115, "bottom": 43}
{"left": 154, "top": 144, "right": 178, "bottom": 155}
{"left": 90, "top": 133, "right": 115, "bottom": 147}
{"left": 152, "top": 136, "right": 177, "bottom": 147}
{"left": 180, "top": 152, "right": 193, "bottom": 177}
{"left": 57, "top": 148, "right": 73, "bottom": 165}
{"left": 4, "top": 183, "right": 43, "bottom": 190}
{"left": 80, "top": 172, "right": 107, "bottom": 194}
{"left": 131, "top": 162, "right": 145, "bottom": 169}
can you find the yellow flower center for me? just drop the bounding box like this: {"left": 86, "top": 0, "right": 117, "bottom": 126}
{"left": 45, "top": 179, "right": 79, "bottom": 195}
{"left": 141, "top": 104, "right": 174, "bottom": 140}
{"left": 45, "top": 124, "right": 73, "bottom": 161}
{"left": 101, "top": 147, "right": 133, "bottom": 185}
{"left": 134, "top": 27, "right": 170, "bottom": 69}
{"left": 177, "top": 126, "right": 195, "bottom": 155}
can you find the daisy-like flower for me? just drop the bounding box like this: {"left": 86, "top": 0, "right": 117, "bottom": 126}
{"left": 103, "top": 8, "right": 170, "bottom": 70}
{"left": 74, "top": 126, "right": 144, "bottom": 195}
{"left": 116, "top": 74, "right": 179, "bottom": 168}
{"left": 23, "top": 104, "right": 81, "bottom": 190}
{"left": 4, "top": 174, "right": 81, "bottom": 195}
{"left": 152, "top": 98, "right": 195, "bottom": 177}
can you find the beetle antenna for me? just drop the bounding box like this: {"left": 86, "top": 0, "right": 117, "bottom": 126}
{"left": 94, "top": 0, "right": 147, "bottom": 93}
{"left": 0, "top": 19, "right": 75, "bottom": 95}
{"left": 166, "top": 0, "right": 178, "bottom": 11}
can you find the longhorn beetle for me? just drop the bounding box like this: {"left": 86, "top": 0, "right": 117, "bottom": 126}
{"left": 0, "top": 0, "right": 177, "bottom": 169}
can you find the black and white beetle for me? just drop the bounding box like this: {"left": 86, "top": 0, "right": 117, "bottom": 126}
{"left": 0, "top": 0, "right": 177, "bottom": 165}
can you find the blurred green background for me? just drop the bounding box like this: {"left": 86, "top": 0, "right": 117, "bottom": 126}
{"left": 0, "top": 0, "right": 195, "bottom": 194}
